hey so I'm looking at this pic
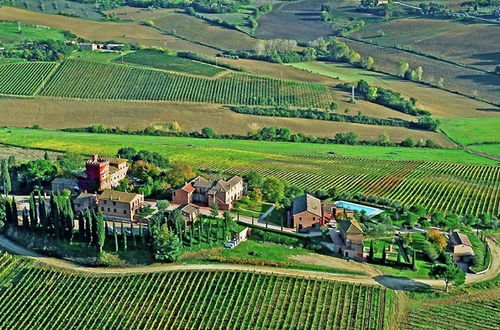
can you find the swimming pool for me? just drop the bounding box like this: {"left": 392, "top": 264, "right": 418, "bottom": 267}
{"left": 334, "top": 201, "right": 383, "bottom": 217}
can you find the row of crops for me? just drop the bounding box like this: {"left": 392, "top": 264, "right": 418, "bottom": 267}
{"left": 119, "top": 50, "right": 225, "bottom": 77}
{"left": 193, "top": 154, "right": 500, "bottom": 216}
{"left": 0, "top": 261, "right": 391, "bottom": 329}
{"left": 403, "top": 299, "right": 500, "bottom": 329}
{"left": 38, "top": 60, "right": 333, "bottom": 107}
{"left": 0, "top": 62, "right": 57, "bottom": 95}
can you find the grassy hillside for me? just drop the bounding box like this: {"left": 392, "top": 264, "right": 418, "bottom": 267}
{"left": 0, "top": 98, "right": 453, "bottom": 146}
{"left": 0, "top": 21, "right": 67, "bottom": 43}
{"left": 440, "top": 118, "right": 500, "bottom": 145}
{"left": 0, "top": 128, "right": 498, "bottom": 216}
{"left": 287, "top": 61, "right": 499, "bottom": 118}
{"left": 0, "top": 255, "right": 392, "bottom": 329}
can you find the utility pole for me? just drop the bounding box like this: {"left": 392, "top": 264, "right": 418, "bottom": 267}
{"left": 18, "top": 21, "right": 21, "bottom": 33}
{"left": 351, "top": 85, "right": 355, "bottom": 102}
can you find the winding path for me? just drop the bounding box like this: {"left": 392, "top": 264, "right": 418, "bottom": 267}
{"left": 0, "top": 234, "right": 497, "bottom": 291}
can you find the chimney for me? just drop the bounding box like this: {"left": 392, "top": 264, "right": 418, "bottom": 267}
{"left": 92, "top": 154, "right": 98, "bottom": 162}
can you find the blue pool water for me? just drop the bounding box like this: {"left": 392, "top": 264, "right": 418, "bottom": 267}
{"left": 334, "top": 201, "right": 383, "bottom": 217}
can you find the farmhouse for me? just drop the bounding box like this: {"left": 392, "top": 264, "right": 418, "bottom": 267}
{"left": 287, "top": 194, "right": 324, "bottom": 231}
{"left": 73, "top": 192, "right": 97, "bottom": 214}
{"left": 178, "top": 203, "right": 201, "bottom": 226}
{"left": 172, "top": 176, "right": 245, "bottom": 210}
{"left": 51, "top": 178, "right": 79, "bottom": 193}
{"left": 331, "top": 218, "right": 365, "bottom": 260}
{"left": 78, "top": 43, "right": 98, "bottom": 51}
{"left": 448, "top": 231, "right": 475, "bottom": 264}
{"left": 78, "top": 154, "right": 129, "bottom": 193}
{"left": 98, "top": 189, "right": 144, "bottom": 221}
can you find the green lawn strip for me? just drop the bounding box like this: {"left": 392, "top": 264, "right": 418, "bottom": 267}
{"left": 439, "top": 117, "right": 500, "bottom": 145}
{"left": 0, "top": 127, "right": 494, "bottom": 165}
{"left": 465, "top": 231, "right": 490, "bottom": 273}
{"left": 0, "top": 21, "right": 67, "bottom": 44}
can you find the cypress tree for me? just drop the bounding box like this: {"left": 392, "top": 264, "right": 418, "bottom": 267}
{"left": 29, "top": 193, "right": 37, "bottom": 230}
{"left": 113, "top": 222, "right": 118, "bottom": 253}
{"left": 139, "top": 220, "right": 145, "bottom": 247}
{"left": 48, "top": 194, "right": 56, "bottom": 234}
{"left": 130, "top": 221, "right": 136, "bottom": 247}
{"left": 78, "top": 211, "right": 85, "bottom": 240}
{"left": 2, "top": 159, "right": 11, "bottom": 196}
{"left": 368, "top": 241, "right": 374, "bottom": 262}
{"left": 121, "top": 221, "right": 127, "bottom": 251}
{"left": 38, "top": 193, "right": 48, "bottom": 234}
{"left": 95, "top": 209, "right": 105, "bottom": 253}
{"left": 397, "top": 250, "right": 401, "bottom": 265}
{"left": 44, "top": 151, "right": 50, "bottom": 161}
{"left": 4, "top": 198, "right": 12, "bottom": 226}
{"left": 22, "top": 208, "right": 29, "bottom": 229}
{"left": 11, "top": 197, "right": 18, "bottom": 227}
{"left": 381, "top": 244, "right": 387, "bottom": 264}
{"left": 412, "top": 250, "right": 416, "bottom": 271}
{"left": 85, "top": 209, "right": 93, "bottom": 245}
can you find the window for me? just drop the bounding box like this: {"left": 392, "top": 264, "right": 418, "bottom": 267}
{"left": 313, "top": 217, "right": 315, "bottom": 220}
{"left": 104, "top": 201, "right": 107, "bottom": 205}
{"left": 123, "top": 210, "right": 127, "bottom": 215}
{"left": 101, "top": 207, "right": 104, "bottom": 211}
{"left": 107, "top": 208, "right": 110, "bottom": 212}
{"left": 299, "top": 217, "right": 302, "bottom": 221}
{"left": 114, "top": 209, "right": 117, "bottom": 213}
{"left": 113, "top": 202, "right": 116, "bottom": 206}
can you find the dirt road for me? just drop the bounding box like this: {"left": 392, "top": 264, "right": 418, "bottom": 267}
{"left": 0, "top": 234, "right": 497, "bottom": 290}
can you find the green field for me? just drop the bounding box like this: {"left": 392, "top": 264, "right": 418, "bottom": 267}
{"left": 470, "top": 144, "right": 500, "bottom": 159}
{"left": 119, "top": 50, "right": 224, "bottom": 77}
{"left": 0, "top": 253, "right": 391, "bottom": 329}
{"left": 0, "top": 128, "right": 498, "bottom": 216}
{"left": 38, "top": 60, "right": 332, "bottom": 107}
{"left": 440, "top": 118, "right": 500, "bottom": 145}
{"left": 0, "top": 21, "right": 67, "bottom": 43}
{"left": 0, "top": 61, "right": 57, "bottom": 95}
{"left": 404, "top": 298, "right": 500, "bottom": 329}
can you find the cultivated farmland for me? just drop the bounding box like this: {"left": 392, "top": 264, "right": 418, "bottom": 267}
{"left": 40, "top": 60, "right": 333, "bottom": 107}
{"left": 0, "top": 61, "right": 57, "bottom": 95}
{"left": 0, "top": 257, "right": 392, "bottom": 329}
{"left": 0, "top": 128, "right": 498, "bottom": 216}
{"left": 119, "top": 50, "right": 225, "bottom": 77}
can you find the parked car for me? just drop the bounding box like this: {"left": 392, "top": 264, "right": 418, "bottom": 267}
{"left": 224, "top": 242, "right": 235, "bottom": 249}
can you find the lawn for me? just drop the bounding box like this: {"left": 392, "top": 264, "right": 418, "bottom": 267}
{"left": 440, "top": 117, "right": 500, "bottom": 145}
{"left": 465, "top": 231, "right": 490, "bottom": 273}
{"left": 372, "top": 259, "right": 432, "bottom": 279}
{"left": 0, "top": 127, "right": 493, "bottom": 164}
{"left": 0, "top": 21, "right": 67, "bottom": 43}
{"left": 469, "top": 144, "right": 500, "bottom": 158}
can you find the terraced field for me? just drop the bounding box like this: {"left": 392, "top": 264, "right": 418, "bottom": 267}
{"left": 119, "top": 50, "right": 224, "bottom": 77}
{"left": 0, "top": 254, "right": 391, "bottom": 329}
{"left": 0, "top": 62, "right": 57, "bottom": 95}
{"left": 0, "top": 128, "right": 498, "bottom": 216}
{"left": 40, "top": 60, "right": 333, "bottom": 107}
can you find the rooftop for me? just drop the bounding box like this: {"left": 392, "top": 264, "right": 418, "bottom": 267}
{"left": 450, "top": 232, "right": 472, "bottom": 247}
{"left": 291, "top": 194, "right": 322, "bottom": 217}
{"left": 100, "top": 190, "right": 142, "bottom": 203}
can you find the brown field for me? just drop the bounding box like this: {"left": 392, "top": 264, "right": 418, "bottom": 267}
{"left": 288, "top": 61, "right": 500, "bottom": 118}
{"left": 152, "top": 13, "right": 258, "bottom": 50}
{"left": 102, "top": 6, "right": 176, "bottom": 21}
{"left": 341, "top": 37, "right": 500, "bottom": 105}
{"left": 351, "top": 18, "right": 500, "bottom": 71}
{"left": 0, "top": 7, "right": 218, "bottom": 56}
{"left": 0, "top": 98, "right": 452, "bottom": 146}
{"left": 0, "top": 145, "right": 61, "bottom": 161}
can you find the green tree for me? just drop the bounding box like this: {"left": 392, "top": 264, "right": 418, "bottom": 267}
{"left": 1, "top": 159, "right": 11, "bottom": 196}
{"left": 113, "top": 222, "right": 119, "bottom": 253}
{"left": 152, "top": 224, "right": 182, "bottom": 262}
{"left": 381, "top": 244, "right": 387, "bottom": 264}
{"left": 362, "top": 56, "right": 375, "bottom": 70}
{"left": 262, "top": 177, "right": 285, "bottom": 202}
{"left": 28, "top": 193, "right": 37, "bottom": 230}
{"left": 368, "top": 240, "right": 374, "bottom": 262}
{"left": 156, "top": 200, "right": 170, "bottom": 212}
{"left": 210, "top": 202, "right": 219, "bottom": 218}
{"left": 26, "top": 159, "right": 56, "bottom": 186}
{"left": 429, "top": 264, "right": 466, "bottom": 292}
{"left": 95, "top": 209, "right": 106, "bottom": 253}
{"left": 165, "top": 161, "right": 195, "bottom": 187}
{"left": 121, "top": 221, "right": 127, "bottom": 251}
{"left": 78, "top": 211, "right": 85, "bottom": 240}
{"left": 398, "top": 61, "right": 410, "bottom": 77}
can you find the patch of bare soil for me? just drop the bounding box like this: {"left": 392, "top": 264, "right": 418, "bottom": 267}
{"left": 289, "top": 253, "right": 381, "bottom": 277}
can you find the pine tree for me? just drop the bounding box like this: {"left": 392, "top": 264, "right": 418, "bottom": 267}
{"left": 121, "top": 221, "right": 127, "bottom": 251}
{"left": 113, "top": 222, "right": 118, "bottom": 252}
{"left": 78, "top": 211, "right": 85, "bottom": 240}
{"left": 381, "top": 244, "right": 387, "bottom": 264}
{"left": 139, "top": 221, "right": 145, "bottom": 247}
{"left": 130, "top": 221, "right": 136, "bottom": 247}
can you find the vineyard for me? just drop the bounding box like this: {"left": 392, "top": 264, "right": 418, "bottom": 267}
{"left": 0, "top": 256, "right": 392, "bottom": 329}
{"left": 39, "top": 60, "right": 333, "bottom": 107}
{"left": 0, "top": 128, "right": 498, "bottom": 216}
{"left": 403, "top": 299, "right": 500, "bottom": 329}
{"left": 194, "top": 154, "right": 500, "bottom": 217}
{"left": 119, "top": 50, "right": 225, "bottom": 77}
{"left": 0, "top": 62, "right": 57, "bottom": 96}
